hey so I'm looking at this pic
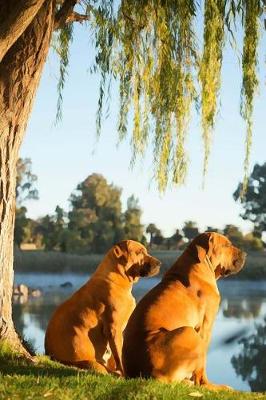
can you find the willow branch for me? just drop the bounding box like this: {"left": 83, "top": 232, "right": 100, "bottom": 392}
{"left": 54, "top": 0, "right": 77, "bottom": 30}
{"left": 65, "top": 11, "right": 90, "bottom": 24}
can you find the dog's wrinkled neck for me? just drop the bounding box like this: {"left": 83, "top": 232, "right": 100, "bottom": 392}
{"left": 162, "top": 251, "right": 218, "bottom": 291}
{"left": 205, "top": 254, "right": 215, "bottom": 273}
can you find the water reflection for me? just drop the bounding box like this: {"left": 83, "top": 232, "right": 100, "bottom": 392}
{"left": 232, "top": 318, "right": 266, "bottom": 392}
{"left": 13, "top": 274, "right": 266, "bottom": 392}
{"left": 223, "top": 299, "right": 262, "bottom": 319}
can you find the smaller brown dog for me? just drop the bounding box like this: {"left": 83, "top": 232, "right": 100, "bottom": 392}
{"left": 45, "top": 240, "right": 160, "bottom": 375}
{"left": 122, "top": 232, "right": 246, "bottom": 390}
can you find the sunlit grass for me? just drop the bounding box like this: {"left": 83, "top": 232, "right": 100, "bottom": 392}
{"left": 0, "top": 346, "right": 264, "bottom": 400}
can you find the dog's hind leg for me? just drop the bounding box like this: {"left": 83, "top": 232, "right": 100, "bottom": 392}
{"left": 150, "top": 327, "right": 233, "bottom": 391}
{"left": 149, "top": 326, "right": 205, "bottom": 383}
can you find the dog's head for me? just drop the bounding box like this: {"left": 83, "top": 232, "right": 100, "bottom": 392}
{"left": 187, "top": 232, "right": 246, "bottom": 279}
{"left": 112, "top": 240, "right": 161, "bottom": 282}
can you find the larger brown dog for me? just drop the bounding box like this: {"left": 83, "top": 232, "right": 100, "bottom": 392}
{"left": 122, "top": 232, "right": 246, "bottom": 390}
{"left": 45, "top": 240, "right": 161, "bottom": 374}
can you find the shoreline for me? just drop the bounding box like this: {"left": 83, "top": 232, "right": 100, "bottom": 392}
{"left": 14, "top": 249, "right": 266, "bottom": 280}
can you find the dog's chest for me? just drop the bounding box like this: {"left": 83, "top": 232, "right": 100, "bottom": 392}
{"left": 195, "top": 290, "right": 220, "bottom": 332}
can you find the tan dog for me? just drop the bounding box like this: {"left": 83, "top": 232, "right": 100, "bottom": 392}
{"left": 122, "top": 232, "right": 246, "bottom": 390}
{"left": 45, "top": 240, "right": 161, "bottom": 374}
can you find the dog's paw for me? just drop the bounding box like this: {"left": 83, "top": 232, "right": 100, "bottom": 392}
{"left": 112, "top": 370, "right": 124, "bottom": 378}
{"left": 183, "top": 379, "right": 194, "bottom": 387}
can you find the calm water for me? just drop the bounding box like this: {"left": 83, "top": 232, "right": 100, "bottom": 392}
{"left": 14, "top": 273, "right": 266, "bottom": 392}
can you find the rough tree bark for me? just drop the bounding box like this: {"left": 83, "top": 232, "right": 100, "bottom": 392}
{"left": 0, "top": 0, "right": 56, "bottom": 354}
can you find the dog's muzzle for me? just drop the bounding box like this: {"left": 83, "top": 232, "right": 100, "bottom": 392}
{"left": 232, "top": 250, "right": 247, "bottom": 272}
{"left": 140, "top": 257, "right": 161, "bottom": 277}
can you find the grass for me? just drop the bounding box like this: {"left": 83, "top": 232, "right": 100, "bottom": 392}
{"left": 14, "top": 249, "right": 266, "bottom": 279}
{"left": 0, "top": 343, "right": 265, "bottom": 400}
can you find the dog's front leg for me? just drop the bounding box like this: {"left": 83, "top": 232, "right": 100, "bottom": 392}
{"left": 198, "top": 299, "right": 221, "bottom": 386}
{"left": 103, "top": 322, "right": 124, "bottom": 375}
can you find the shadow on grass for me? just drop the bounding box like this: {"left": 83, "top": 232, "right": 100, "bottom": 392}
{"left": 0, "top": 356, "right": 156, "bottom": 399}
{"left": 0, "top": 356, "right": 257, "bottom": 400}
{"left": 0, "top": 356, "right": 100, "bottom": 379}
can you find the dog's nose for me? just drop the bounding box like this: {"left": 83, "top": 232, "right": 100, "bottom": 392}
{"left": 152, "top": 257, "right": 161, "bottom": 266}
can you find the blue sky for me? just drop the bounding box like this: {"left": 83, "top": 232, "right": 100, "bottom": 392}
{"left": 20, "top": 23, "right": 266, "bottom": 237}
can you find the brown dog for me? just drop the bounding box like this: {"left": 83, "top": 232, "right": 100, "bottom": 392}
{"left": 122, "top": 232, "right": 246, "bottom": 390}
{"left": 45, "top": 240, "right": 161, "bottom": 374}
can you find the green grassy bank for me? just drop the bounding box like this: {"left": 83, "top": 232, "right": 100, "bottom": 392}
{"left": 0, "top": 344, "right": 265, "bottom": 400}
{"left": 14, "top": 249, "right": 266, "bottom": 279}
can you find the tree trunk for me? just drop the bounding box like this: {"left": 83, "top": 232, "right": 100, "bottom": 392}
{"left": 0, "top": 0, "right": 55, "bottom": 354}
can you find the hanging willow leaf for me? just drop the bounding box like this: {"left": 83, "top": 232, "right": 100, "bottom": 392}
{"left": 55, "top": 23, "right": 74, "bottom": 123}
{"left": 240, "top": 0, "right": 261, "bottom": 195}
{"left": 52, "top": 0, "right": 265, "bottom": 194}
{"left": 92, "top": 0, "right": 198, "bottom": 192}
{"left": 199, "top": 0, "right": 226, "bottom": 182}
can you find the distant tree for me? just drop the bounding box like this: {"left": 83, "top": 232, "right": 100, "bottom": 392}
{"left": 14, "top": 207, "right": 28, "bottom": 248}
{"left": 36, "top": 206, "right": 67, "bottom": 251}
{"left": 234, "top": 162, "right": 266, "bottom": 235}
{"left": 253, "top": 229, "right": 263, "bottom": 239}
{"left": 16, "top": 158, "right": 39, "bottom": 206}
{"left": 23, "top": 218, "right": 42, "bottom": 248}
{"left": 60, "top": 230, "right": 87, "bottom": 253}
{"left": 14, "top": 158, "right": 39, "bottom": 248}
{"left": 52, "top": 206, "right": 67, "bottom": 251}
{"left": 36, "top": 215, "right": 57, "bottom": 251}
{"left": 167, "top": 229, "right": 183, "bottom": 250}
{"left": 146, "top": 223, "right": 160, "bottom": 248}
{"left": 206, "top": 226, "right": 219, "bottom": 233}
{"left": 223, "top": 225, "right": 263, "bottom": 251}
{"left": 243, "top": 233, "right": 264, "bottom": 251}
{"left": 69, "top": 174, "right": 123, "bottom": 253}
{"left": 153, "top": 231, "right": 164, "bottom": 247}
{"left": 182, "top": 221, "right": 199, "bottom": 242}
{"left": 223, "top": 224, "right": 244, "bottom": 248}
{"left": 123, "top": 195, "right": 144, "bottom": 242}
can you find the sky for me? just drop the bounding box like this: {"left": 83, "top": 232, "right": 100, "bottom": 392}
{"left": 20, "top": 23, "right": 266, "bottom": 237}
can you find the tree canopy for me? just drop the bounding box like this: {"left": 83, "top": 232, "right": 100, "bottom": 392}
{"left": 56, "top": 0, "right": 265, "bottom": 192}
{"left": 234, "top": 162, "right": 266, "bottom": 235}
{"left": 182, "top": 220, "right": 199, "bottom": 240}
{"left": 68, "top": 173, "right": 124, "bottom": 252}
{"left": 14, "top": 158, "right": 39, "bottom": 247}
{"left": 15, "top": 165, "right": 264, "bottom": 252}
{"left": 35, "top": 173, "right": 145, "bottom": 253}
{"left": 16, "top": 158, "right": 38, "bottom": 206}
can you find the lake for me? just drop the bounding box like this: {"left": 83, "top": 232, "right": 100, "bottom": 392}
{"left": 14, "top": 273, "right": 266, "bottom": 392}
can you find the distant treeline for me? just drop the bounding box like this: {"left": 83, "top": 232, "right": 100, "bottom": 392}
{"left": 15, "top": 158, "right": 266, "bottom": 254}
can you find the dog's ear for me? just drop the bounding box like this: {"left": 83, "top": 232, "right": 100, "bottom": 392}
{"left": 113, "top": 241, "right": 128, "bottom": 259}
{"left": 194, "top": 245, "right": 207, "bottom": 263}
{"left": 188, "top": 233, "right": 214, "bottom": 263}
{"left": 113, "top": 245, "right": 123, "bottom": 258}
